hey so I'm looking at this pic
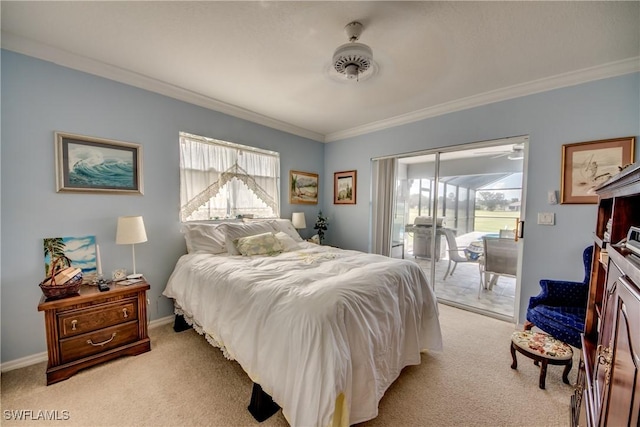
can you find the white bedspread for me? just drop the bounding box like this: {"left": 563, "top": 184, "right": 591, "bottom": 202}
{"left": 163, "top": 242, "right": 442, "bottom": 426}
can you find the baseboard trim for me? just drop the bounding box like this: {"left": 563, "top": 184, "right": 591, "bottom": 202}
{"left": 149, "top": 315, "right": 175, "bottom": 329}
{"left": 1, "top": 315, "right": 175, "bottom": 373}
{"left": 0, "top": 352, "right": 48, "bottom": 373}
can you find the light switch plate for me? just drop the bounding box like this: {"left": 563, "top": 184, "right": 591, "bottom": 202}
{"left": 537, "top": 212, "right": 555, "bottom": 225}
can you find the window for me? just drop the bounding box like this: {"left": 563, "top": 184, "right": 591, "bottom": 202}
{"left": 474, "top": 173, "right": 522, "bottom": 232}
{"left": 179, "top": 132, "right": 280, "bottom": 221}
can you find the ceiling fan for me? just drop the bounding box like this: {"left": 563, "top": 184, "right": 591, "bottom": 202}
{"left": 331, "top": 21, "right": 377, "bottom": 82}
{"left": 476, "top": 144, "right": 525, "bottom": 160}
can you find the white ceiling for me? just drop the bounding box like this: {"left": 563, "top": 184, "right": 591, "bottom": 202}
{"left": 2, "top": 1, "right": 639, "bottom": 142}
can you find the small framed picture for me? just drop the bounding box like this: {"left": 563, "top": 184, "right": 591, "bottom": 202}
{"left": 43, "top": 235, "right": 97, "bottom": 283}
{"left": 290, "top": 170, "right": 319, "bottom": 204}
{"left": 334, "top": 170, "right": 357, "bottom": 204}
{"left": 560, "top": 136, "right": 635, "bottom": 204}
{"left": 55, "top": 132, "right": 143, "bottom": 194}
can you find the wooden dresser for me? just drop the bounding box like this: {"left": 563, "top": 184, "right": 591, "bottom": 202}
{"left": 38, "top": 281, "right": 151, "bottom": 385}
{"left": 571, "top": 163, "right": 640, "bottom": 426}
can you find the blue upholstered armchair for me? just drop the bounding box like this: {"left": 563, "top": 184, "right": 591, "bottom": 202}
{"left": 525, "top": 246, "right": 593, "bottom": 348}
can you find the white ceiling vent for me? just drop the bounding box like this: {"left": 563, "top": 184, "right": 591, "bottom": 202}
{"left": 332, "top": 21, "right": 376, "bottom": 82}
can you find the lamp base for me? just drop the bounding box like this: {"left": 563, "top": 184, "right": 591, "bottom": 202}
{"left": 127, "top": 273, "right": 143, "bottom": 279}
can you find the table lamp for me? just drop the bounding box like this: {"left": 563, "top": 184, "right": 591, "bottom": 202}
{"left": 292, "top": 212, "right": 306, "bottom": 229}
{"left": 116, "top": 215, "right": 148, "bottom": 279}
{"left": 292, "top": 212, "right": 306, "bottom": 239}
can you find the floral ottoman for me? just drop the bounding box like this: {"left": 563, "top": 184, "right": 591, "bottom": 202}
{"left": 510, "top": 330, "right": 573, "bottom": 389}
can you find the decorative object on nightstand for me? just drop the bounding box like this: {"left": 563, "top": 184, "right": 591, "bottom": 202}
{"left": 314, "top": 211, "right": 329, "bottom": 244}
{"left": 112, "top": 268, "right": 127, "bottom": 281}
{"left": 38, "top": 281, "right": 151, "bottom": 385}
{"left": 92, "top": 243, "right": 109, "bottom": 289}
{"left": 116, "top": 215, "right": 147, "bottom": 279}
{"left": 39, "top": 255, "right": 83, "bottom": 300}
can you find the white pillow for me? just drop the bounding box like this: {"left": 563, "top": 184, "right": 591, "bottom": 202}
{"left": 271, "top": 219, "right": 304, "bottom": 242}
{"left": 223, "top": 221, "right": 279, "bottom": 255}
{"left": 235, "top": 232, "right": 283, "bottom": 256}
{"left": 274, "top": 231, "right": 300, "bottom": 252}
{"left": 180, "top": 222, "right": 227, "bottom": 254}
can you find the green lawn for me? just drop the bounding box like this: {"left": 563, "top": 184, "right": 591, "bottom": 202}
{"left": 474, "top": 210, "right": 520, "bottom": 232}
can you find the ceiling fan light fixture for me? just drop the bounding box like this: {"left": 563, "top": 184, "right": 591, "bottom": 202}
{"left": 345, "top": 63, "right": 359, "bottom": 79}
{"left": 332, "top": 21, "right": 375, "bottom": 82}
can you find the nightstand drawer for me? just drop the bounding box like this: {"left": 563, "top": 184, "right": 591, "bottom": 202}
{"left": 59, "top": 321, "right": 139, "bottom": 364}
{"left": 58, "top": 299, "right": 138, "bottom": 338}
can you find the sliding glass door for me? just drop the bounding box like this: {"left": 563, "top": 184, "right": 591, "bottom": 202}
{"left": 391, "top": 137, "right": 526, "bottom": 321}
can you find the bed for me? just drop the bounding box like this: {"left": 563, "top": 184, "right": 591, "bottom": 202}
{"left": 162, "top": 219, "right": 443, "bottom": 427}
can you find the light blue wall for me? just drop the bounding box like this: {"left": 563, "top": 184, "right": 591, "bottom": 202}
{"left": 2, "top": 49, "right": 638, "bottom": 364}
{"left": 324, "top": 72, "right": 640, "bottom": 324}
{"left": 1, "top": 50, "right": 324, "bottom": 363}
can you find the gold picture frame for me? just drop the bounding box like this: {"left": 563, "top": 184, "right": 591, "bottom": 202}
{"left": 55, "top": 132, "right": 143, "bottom": 194}
{"left": 560, "top": 136, "right": 634, "bottom": 204}
{"left": 334, "top": 170, "right": 357, "bottom": 204}
{"left": 289, "top": 170, "right": 318, "bottom": 204}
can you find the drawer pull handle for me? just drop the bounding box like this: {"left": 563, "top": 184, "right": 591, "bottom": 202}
{"left": 87, "top": 333, "right": 117, "bottom": 347}
{"left": 71, "top": 320, "right": 78, "bottom": 331}
{"left": 122, "top": 308, "right": 129, "bottom": 318}
{"left": 597, "top": 343, "right": 614, "bottom": 387}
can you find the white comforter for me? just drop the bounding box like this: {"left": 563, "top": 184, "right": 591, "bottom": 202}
{"left": 163, "top": 242, "right": 442, "bottom": 427}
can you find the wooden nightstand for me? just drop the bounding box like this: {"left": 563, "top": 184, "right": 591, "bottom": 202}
{"left": 37, "top": 281, "right": 151, "bottom": 385}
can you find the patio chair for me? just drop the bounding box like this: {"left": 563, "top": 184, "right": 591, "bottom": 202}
{"left": 479, "top": 237, "right": 517, "bottom": 297}
{"left": 442, "top": 228, "right": 478, "bottom": 280}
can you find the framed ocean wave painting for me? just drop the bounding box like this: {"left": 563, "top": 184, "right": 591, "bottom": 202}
{"left": 55, "top": 132, "right": 143, "bottom": 194}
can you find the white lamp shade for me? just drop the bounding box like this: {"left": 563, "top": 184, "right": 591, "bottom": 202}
{"left": 292, "top": 212, "right": 306, "bottom": 229}
{"left": 116, "top": 216, "right": 148, "bottom": 245}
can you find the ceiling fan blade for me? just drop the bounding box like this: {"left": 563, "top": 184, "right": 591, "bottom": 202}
{"left": 490, "top": 152, "right": 510, "bottom": 159}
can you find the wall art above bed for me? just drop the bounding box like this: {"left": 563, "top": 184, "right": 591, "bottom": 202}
{"left": 55, "top": 131, "right": 143, "bottom": 194}
{"left": 334, "top": 170, "right": 357, "bottom": 204}
{"left": 289, "top": 170, "right": 318, "bottom": 205}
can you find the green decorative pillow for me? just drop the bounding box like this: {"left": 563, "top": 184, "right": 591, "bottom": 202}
{"left": 234, "top": 232, "right": 283, "bottom": 256}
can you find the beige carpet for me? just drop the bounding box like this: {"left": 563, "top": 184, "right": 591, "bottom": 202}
{"left": 1, "top": 304, "right": 574, "bottom": 426}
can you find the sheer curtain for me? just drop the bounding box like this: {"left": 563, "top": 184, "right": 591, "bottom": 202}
{"left": 371, "top": 157, "right": 397, "bottom": 256}
{"left": 179, "top": 133, "right": 280, "bottom": 221}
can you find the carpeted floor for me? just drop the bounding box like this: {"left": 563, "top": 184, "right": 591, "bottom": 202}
{"left": 1, "top": 304, "right": 574, "bottom": 426}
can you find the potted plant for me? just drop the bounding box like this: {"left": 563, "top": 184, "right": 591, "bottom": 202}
{"left": 314, "top": 211, "right": 329, "bottom": 244}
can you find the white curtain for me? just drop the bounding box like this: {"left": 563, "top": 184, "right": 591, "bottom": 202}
{"left": 371, "top": 158, "right": 397, "bottom": 256}
{"left": 179, "top": 133, "right": 280, "bottom": 221}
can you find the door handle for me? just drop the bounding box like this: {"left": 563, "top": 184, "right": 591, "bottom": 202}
{"left": 516, "top": 219, "right": 524, "bottom": 241}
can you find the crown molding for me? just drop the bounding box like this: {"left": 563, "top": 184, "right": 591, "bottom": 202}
{"left": 3, "top": 32, "right": 637, "bottom": 144}
{"left": 1, "top": 32, "right": 325, "bottom": 142}
{"left": 325, "top": 57, "right": 640, "bottom": 142}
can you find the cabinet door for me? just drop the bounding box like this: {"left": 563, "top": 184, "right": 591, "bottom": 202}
{"left": 600, "top": 276, "right": 640, "bottom": 427}
{"left": 594, "top": 259, "right": 622, "bottom": 411}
